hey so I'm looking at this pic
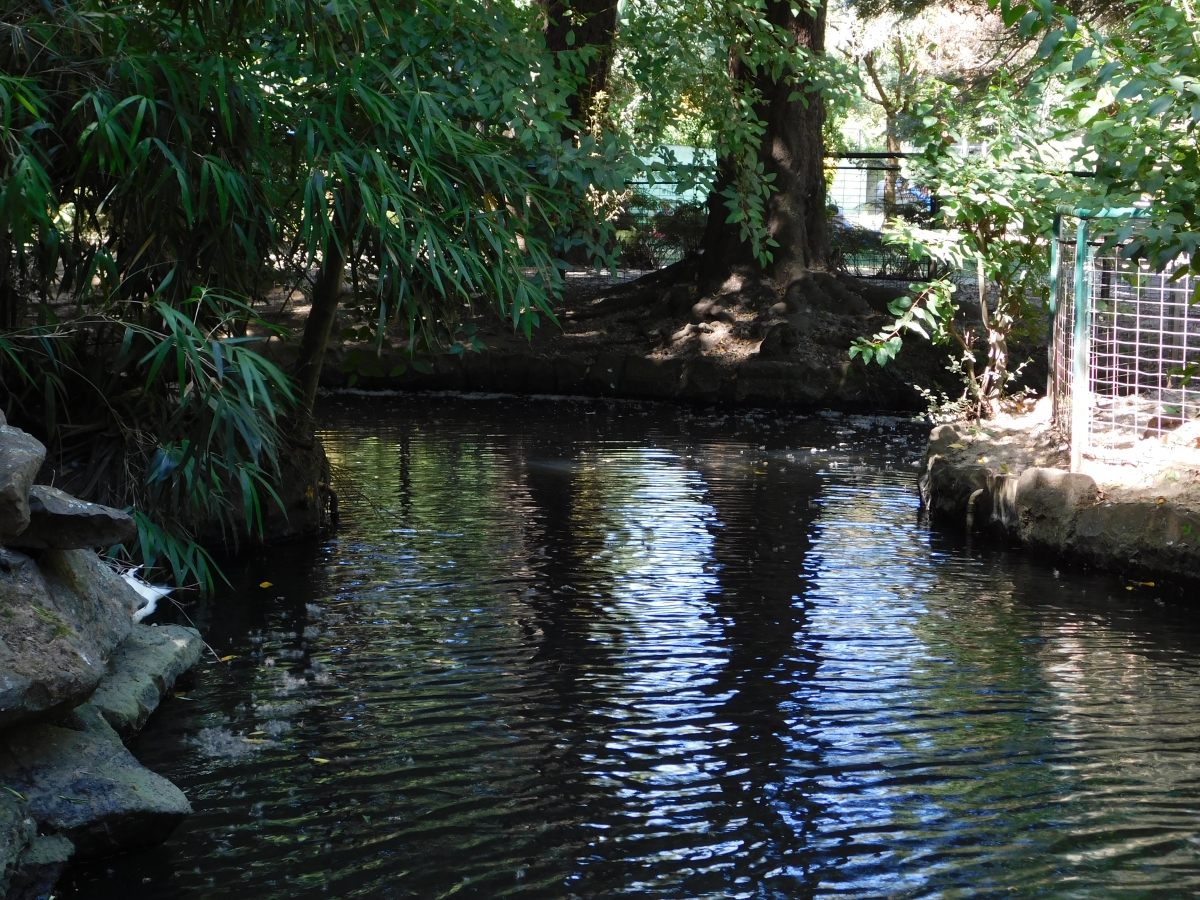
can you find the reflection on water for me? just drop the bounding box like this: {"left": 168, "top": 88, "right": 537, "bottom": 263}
{"left": 63, "top": 397, "right": 1200, "bottom": 899}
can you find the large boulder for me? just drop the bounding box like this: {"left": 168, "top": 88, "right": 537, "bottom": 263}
{"left": 90, "top": 625, "right": 204, "bottom": 738}
{"left": 7, "top": 485, "right": 137, "bottom": 551}
{"left": 0, "top": 703, "right": 190, "bottom": 860}
{"left": 0, "top": 794, "right": 36, "bottom": 898}
{"left": 0, "top": 427, "right": 46, "bottom": 539}
{"left": 0, "top": 549, "right": 138, "bottom": 728}
{"left": 7, "top": 835, "right": 73, "bottom": 900}
{"left": 1010, "top": 467, "right": 1098, "bottom": 549}
{"left": 920, "top": 455, "right": 990, "bottom": 524}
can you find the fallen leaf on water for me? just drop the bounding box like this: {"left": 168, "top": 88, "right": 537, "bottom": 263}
{"left": 242, "top": 738, "right": 270, "bottom": 744}
{"left": 59, "top": 796, "right": 88, "bottom": 804}
{"left": 250, "top": 730, "right": 266, "bottom": 736}
{"left": 220, "top": 654, "right": 237, "bottom": 662}
{"left": 312, "top": 758, "right": 331, "bottom": 764}
{"left": 1, "top": 786, "right": 26, "bottom": 802}
{"left": 259, "top": 581, "right": 273, "bottom": 588}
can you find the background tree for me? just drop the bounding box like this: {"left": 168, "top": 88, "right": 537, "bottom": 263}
{"left": 604, "top": 0, "right": 863, "bottom": 307}
{"left": 861, "top": 36, "right": 919, "bottom": 207}
{"left": 542, "top": 0, "right": 621, "bottom": 131}
{"left": 0, "top": 0, "right": 614, "bottom": 586}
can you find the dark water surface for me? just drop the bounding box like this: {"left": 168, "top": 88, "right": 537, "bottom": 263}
{"left": 64, "top": 396, "right": 1200, "bottom": 899}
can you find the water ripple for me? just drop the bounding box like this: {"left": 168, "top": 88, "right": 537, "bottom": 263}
{"left": 63, "top": 397, "right": 1200, "bottom": 900}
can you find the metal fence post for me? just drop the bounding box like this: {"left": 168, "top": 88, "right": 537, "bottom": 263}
{"left": 1048, "top": 213, "right": 1061, "bottom": 399}
{"left": 1070, "top": 217, "right": 1090, "bottom": 472}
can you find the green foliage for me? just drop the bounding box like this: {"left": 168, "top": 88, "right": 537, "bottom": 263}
{"left": 1026, "top": 0, "right": 1200, "bottom": 275}
{"left": 608, "top": 0, "right": 854, "bottom": 266}
{"left": 1, "top": 290, "right": 293, "bottom": 589}
{"left": 851, "top": 279, "right": 958, "bottom": 365}
{"left": 1, "top": 0, "right": 634, "bottom": 587}
{"left": 854, "top": 81, "right": 1065, "bottom": 412}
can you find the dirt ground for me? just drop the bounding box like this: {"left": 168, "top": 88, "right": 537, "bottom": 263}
{"left": 250, "top": 264, "right": 1024, "bottom": 407}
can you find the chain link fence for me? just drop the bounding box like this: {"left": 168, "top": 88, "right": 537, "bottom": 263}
{"left": 1051, "top": 212, "right": 1200, "bottom": 468}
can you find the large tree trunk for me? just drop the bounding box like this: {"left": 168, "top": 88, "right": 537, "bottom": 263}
{"left": 542, "top": 0, "right": 619, "bottom": 129}
{"left": 699, "top": 0, "right": 829, "bottom": 289}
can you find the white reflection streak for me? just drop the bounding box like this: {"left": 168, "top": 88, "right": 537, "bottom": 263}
{"left": 576, "top": 449, "right": 733, "bottom": 891}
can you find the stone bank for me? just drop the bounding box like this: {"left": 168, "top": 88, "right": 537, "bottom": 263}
{"left": 0, "top": 411, "right": 203, "bottom": 898}
{"left": 920, "top": 405, "right": 1200, "bottom": 582}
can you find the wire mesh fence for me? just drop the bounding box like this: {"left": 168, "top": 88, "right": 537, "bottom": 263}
{"left": 1050, "top": 235, "right": 1076, "bottom": 434}
{"left": 1051, "top": 213, "right": 1200, "bottom": 467}
{"left": 826, "top": 154, "right": 939, "bottom": 281}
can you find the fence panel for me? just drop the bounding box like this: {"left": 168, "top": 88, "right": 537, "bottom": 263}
{"left": 1051, "top": 214, "right": 1200, "bottom": 465}
{"left": 602, "top": 155, "right": 939, "bottom": 282}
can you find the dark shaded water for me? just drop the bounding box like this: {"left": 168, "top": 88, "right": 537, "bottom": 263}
{"left": 64, "top": 396, "right": 1200, "bottom": 899}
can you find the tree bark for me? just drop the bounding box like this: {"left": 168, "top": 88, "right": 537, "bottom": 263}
{"left": 698, "top": 0, "right": 829, "bottom": 290}
{"left": 542, "top": 0, "right": 619, "bottom": 128}
{"left": 294, "top": 238, "right": 346, "bottom": 414}
{"left": 885, "top": 131, "right": 901, "bottom": 211}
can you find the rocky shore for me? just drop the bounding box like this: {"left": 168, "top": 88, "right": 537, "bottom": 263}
{"left": 920, "top": 402, "right": 1200, "bottom": 581}
{"left": 0, "top": 413, "right": 203, "bottom": 898}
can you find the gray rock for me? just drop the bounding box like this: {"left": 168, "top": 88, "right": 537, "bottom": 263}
{"left": 678, "top": 357, "right": 727, "bottom": 403}
{"left": 552, "top": 357, "right": 589, "bottom": 394}
{"left": 926, "top": 424, "right": 963, "bottom": 458}
{"left": 921, "top": 456, "right": 991, "bottom": 525}
{"left": 1011, "top": 468, "right": 1098, "bottom": 548}
{"left": 0, "top": 793, "right": 36, "bottom": 898}
{"left": 8, "top": 835, "right": 73, "bottom": 900}
{"left": 0, "top": 427, "right": 46, "bottom": 539}
{"left": 0, "top": 703, "right": 191, "bottom": 861}
{"left": 583, "top": 351, "right": 626, "bottom": 397}
{"left": 7, "top": 485, "right": 137, "bottom": 551}
{"left": 90, "top": 625, "right": 204, "bottom": 738}
{"left": 0, "top": 549, "right": 138, "bottom": 728}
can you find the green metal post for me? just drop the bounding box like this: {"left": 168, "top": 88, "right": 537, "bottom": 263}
{"left": 1048, "top": 214, "right": 1061, "bottom": 401}
{"left": 1070, "top": 217, "right": 1090, "bottom": 472}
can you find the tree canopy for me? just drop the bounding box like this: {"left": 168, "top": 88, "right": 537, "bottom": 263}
{"left": 3, "top": 0, "right": 1198, "bottom": 582}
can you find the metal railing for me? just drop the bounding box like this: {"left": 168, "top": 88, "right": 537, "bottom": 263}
{"left": 1050, "top": 211, "right": 1200, "bottom": 469}
{"left": 593, "top": 154, "right": 939, "bottom": 281}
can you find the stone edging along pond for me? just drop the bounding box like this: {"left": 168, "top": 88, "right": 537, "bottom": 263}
{"left": 0, "top": 412, "right": 206, "bottom": 898}
{"left": 317, "top": 343, "right": 931, "bottom": 411}
{"left": 920, "top": 421, "right": 1200, "bottom": 583}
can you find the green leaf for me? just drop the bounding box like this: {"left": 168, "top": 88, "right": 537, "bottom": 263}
{"left": 1036, "top": 29, "right": 1063, "bottom": 59}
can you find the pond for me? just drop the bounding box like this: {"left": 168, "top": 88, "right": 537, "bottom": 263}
{"left": 62, "top": 395, "right": 1200, "bottom": 899}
